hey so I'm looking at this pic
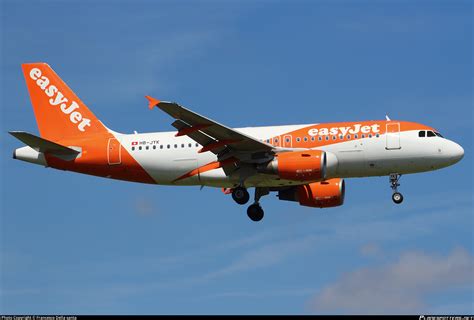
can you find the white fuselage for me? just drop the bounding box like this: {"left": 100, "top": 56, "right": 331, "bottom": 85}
{"left": 114, "top": 123, "right": 463, "bottom": 188}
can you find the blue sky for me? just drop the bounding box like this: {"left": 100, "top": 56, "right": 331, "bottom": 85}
{"left": 1, "top": 0, "right": 473, "bottom": 315}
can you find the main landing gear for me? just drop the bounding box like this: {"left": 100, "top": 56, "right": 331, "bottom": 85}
{"left": 247, "top": 204, "right": 264, "bottom": 222}
{"left": 389, "top": 173, "right": 404, "bottom": 204}
{"left": 246, "top": 187, "right": 269, "bottom": 222}
{"left": 232, "top": 186, "right": 250, "bottom": 205}
{"left": 231, "top": 186, "right": 268, "bottom": 221}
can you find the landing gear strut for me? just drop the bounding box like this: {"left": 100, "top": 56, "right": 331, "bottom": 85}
{"left": 232, "top": 186, "right": 250, "bottom": 205}
{"left": 247, "top": 187, "right": 269, "bottom": 222}
{"left": 389, "top": 173, "right": 404, "bottom": 204}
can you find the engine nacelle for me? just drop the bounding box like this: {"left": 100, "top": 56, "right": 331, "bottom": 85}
{"left": 258, "top": 150, "right": 327, "bottom": 181}
{"left": 278, "top": 178, "right": 345, "bottom": 208}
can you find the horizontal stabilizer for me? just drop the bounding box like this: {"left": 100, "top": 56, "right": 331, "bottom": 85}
{"left": 9, "top": 131, "right": 80, "bottom": 156}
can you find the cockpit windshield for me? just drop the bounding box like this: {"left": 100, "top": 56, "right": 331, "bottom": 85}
{"left": 418, "top": 130, "right": 444, "bottom": 138}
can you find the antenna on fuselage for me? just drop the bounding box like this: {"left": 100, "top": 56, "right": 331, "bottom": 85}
{"left": 385, "top": 115, "right": 391, "bottom": 121}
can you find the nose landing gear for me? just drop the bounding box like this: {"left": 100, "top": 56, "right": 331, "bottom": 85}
{"left": 389, "top": 173, "right": 404, "bottom": 204}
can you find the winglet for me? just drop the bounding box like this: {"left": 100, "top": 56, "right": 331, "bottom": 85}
{"left": 145, "top": 95, "right": 161, "bottom": 110}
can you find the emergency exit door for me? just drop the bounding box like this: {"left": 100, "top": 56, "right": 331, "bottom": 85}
{"left": 107, "top": 138, "right": 122, "bottom": 165}
{"left": 386, "top": 123, "right": 401, "bottom": 150}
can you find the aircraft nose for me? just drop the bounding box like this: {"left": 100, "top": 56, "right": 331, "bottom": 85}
{"left": 448, "top": 141, "right": 464, "bottom": 163}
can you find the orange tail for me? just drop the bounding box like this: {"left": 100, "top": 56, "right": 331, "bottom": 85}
{"left": 22, "top": 63, "right": 108, "bottom": 142}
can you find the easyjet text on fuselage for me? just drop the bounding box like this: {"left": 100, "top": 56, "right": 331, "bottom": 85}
{"left": 308, "top": 124, "right": 380, "bottom": 137}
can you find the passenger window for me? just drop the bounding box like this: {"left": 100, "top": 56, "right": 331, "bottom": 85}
{"left": 139, "top": 146, "right": 142, "bottom": 150}
{"left": 188, "top": 143, "right": 192, "bottom": 147}
{"left": 132, "top": 147, "right": 135, "bottom": 151}
{"left": 347, "top": 135, "right": 351, "bottom": 140}
{"left": 418, "top": 131, "right": 425, "bottom": 137}
{"left": 318, "top": 136, "right": 322, "bottom": 141}
{"left": 427, "top": 131, "right": 436, "bottom": 137}
{"left": 375, "top": 133, "right": 380, "bottom": 138}
{"left": 153, "top": 145, "right": 156, "bottom": 150}
{"left": 195, "top": 143, "right": 199, "bottom": 147}
{"left": 174, "top": 144, "right": 178, "bottom": 148}
{"left": 146, "top": 146, "right": 149, "bottom": 150}
{"left": 361, "top": 134, "right": 365, "bottom": 138}
{"left": 160, "top": 145, "right": 163, "bottom": 149}
{"left": 311, "top": 136, "right": 315, "bottom": 141}
{"left": 304, "top": 137, "right": 308, "bottom": 142}
{"left": 368, "top": 134, "right": 372, "bottom": 138}
{"left": 296, "top": 137, "right": 301, "bottom": 142}
{"left": 181, "top": 144, "right": 185, "bottom": 148}
{"left": 332, "top": 136, "right": 337, "bottom": 140}
{"left": 325, "top": 136, "right": 329, "bottom": 141}
{"left": 354, "top": 134, "right": 358, "bottom": 139}
{"left": 167, "top": 145, "right": 170, "bottom": 149}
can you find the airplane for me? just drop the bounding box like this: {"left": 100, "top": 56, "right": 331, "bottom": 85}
{"left": 10, "top": 63, "right": 464, "bottom": 221}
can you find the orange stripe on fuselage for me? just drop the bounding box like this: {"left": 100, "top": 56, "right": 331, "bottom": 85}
{"left": 44, "top": 132, "right": 156, "bottom": 184}
{"left": 174, "top": 157, "right": 238, "bottom": 182}
{"left": 266, "top": 120, "right": 434, "bottom": 148}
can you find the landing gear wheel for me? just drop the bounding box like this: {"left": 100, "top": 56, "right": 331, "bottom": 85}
{"left": 392, "top": 192, "right": 404, "bottom": 204}
{"left": 232, "top": 187, "right": 250, "bottom": 205}
{"left": 247, "top": 204, "right": 264, "bottom": 222}
{"left": 389, "top": 173, "right": 404, "bottom": 204}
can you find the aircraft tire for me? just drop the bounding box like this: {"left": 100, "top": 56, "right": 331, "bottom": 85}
{"left": 247, "top": 204, "right": 264, "bottom": 221}
{"left": 392, "top": 192, "right": 404, "bottom": 204}
{"left": 232, "top": 187, "right": 250, "bottom": 205}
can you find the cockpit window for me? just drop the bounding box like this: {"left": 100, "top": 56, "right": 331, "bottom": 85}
{"left": 418, "top": 131, "right": 425, "bottom": 137}
{"left": 434, "top": 132, "right": 444, "bottom": 138}
{"left": 427, "top": 131, "right": 436, "bottom": 137}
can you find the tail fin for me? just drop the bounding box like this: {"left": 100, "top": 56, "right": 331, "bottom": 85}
{"left": 22, "top": 63, "right": 108, "bottom": 141}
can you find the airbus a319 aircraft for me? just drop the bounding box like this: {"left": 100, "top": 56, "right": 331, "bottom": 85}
{"left": 11, "top": 63, "right": 464, "bottom": 221}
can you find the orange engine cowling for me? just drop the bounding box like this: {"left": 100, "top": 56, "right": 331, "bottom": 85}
{"left": 278, "top": 178, "right": 345, "bottom": 208}
{"left": 258, "top": 150, "right": 326, "bottom": 181}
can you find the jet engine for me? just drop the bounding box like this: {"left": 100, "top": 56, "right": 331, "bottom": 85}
{"left": 257, "top": 150, "right": 338, "bottom": 181}
{"left": 278, "top": 178, "right": 345, "bottom": 208}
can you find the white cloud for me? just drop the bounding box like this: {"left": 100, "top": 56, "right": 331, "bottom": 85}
{"left": 200, "top": 234, "right": 318, "bottom": 281}
{"left": 309, "top": 247, "right": 474, "bottom": 314}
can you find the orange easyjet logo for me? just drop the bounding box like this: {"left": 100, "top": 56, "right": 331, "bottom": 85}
{"left": 307, "top": 124, "right": 380, "bottom": 136}
{"left": 29, "top": 68, "right": 91, "bottom": 132}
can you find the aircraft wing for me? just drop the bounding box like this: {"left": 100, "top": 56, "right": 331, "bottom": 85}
{"left": 146, "top": 96, "right": 274, "bottom": 161}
